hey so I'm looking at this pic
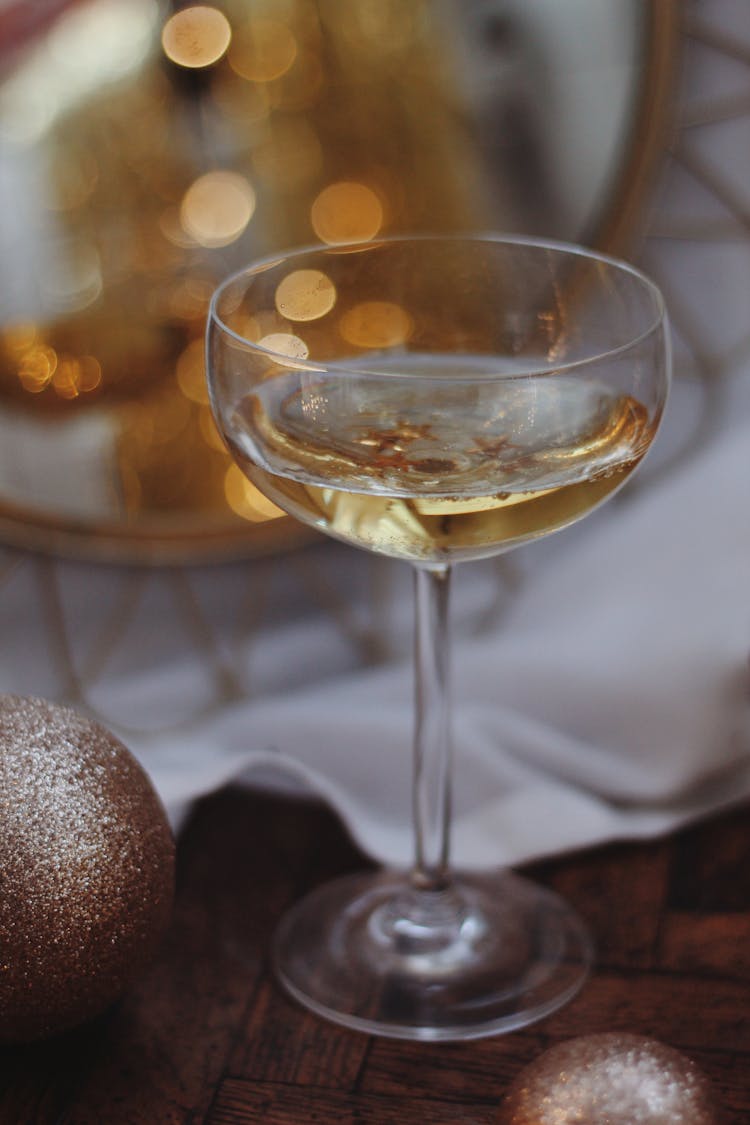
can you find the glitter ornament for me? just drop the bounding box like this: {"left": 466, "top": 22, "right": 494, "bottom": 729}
{"left": 0, "top": 695, "right": 175, "bottom": 1043}
{"left": 501, "top": 1033, "right": 719, "bottom": 1124}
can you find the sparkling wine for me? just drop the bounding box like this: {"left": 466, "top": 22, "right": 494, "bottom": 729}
{"left": 223, "top": 355, "right": 657, "bottom": 563}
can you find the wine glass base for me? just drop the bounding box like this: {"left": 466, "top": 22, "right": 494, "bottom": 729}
{"left": 273, "top": 868, "right": 592, "bottom": 1041}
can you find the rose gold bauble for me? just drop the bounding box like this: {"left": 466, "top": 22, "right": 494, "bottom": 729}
{"left": 501, "top": 1033, "right": 720, "bottom": 1124}
{"left": 0, "top": 694, "right": 175, "bottom": 1042}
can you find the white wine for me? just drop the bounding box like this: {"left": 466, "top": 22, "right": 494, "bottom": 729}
{"left": 223, "top": 355, "right": 657, "bottom": 563}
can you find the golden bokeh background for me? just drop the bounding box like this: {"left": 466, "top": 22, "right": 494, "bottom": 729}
{"left": 0, "top": 0, "right": 670, "bottom": 560}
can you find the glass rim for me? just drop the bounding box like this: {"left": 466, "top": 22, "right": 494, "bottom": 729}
{"left": 207, "top": 232, "right": 669, "bottom": 380}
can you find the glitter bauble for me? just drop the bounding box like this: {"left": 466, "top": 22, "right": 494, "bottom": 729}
{"left": 0, "top": 694, "right": 175, "bottom": 1043}
{"left": 501, "top": 1033, "right": 719, "bottom": 1124}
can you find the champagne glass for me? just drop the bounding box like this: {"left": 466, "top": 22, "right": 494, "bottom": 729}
{"left": 206, "top": 235, "right": 670, "bottom": 1041}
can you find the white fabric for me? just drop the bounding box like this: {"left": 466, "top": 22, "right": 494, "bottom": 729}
{"left": 129, "top": 375, "right": 750, "bottom": 868}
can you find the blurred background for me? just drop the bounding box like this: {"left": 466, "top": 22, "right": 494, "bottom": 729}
{"left": 0, "top": 0, "right": 746, "bottom": 743}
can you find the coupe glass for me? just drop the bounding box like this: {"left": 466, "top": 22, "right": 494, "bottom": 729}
{"left": 206, "top": 235, "right": 670, "bottom": 1041}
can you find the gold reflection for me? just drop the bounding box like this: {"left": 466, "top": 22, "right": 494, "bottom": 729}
{"left": 55, "top": 355, "right": 102, "bottom": 399}
{"left": 311, "top": 181, "right": 383, "bottom": 244}
{"left": 224, "top": 464, "right": 285, "bottom": 522}
{"left": 258, "top": 333, "right": 309, "bottom": 359}
{"left": 18, "top": 347, "right": 57, "bottom": 393}
{"left": 275, "top": 270, "right": 336, "bottom": 322}
{"left": 52, "top": 357, "right": 83, "bottom": 399}
{"left": 180, "top": 171, "right": 256, "bottom": 247}
{"left": 3, "top": 325, "right": 38, "bottom": 354}
{"left": 162, "top": 6, "right": 231, "bottom": 69}
{"left": 77, "top": 355, "right": 102, "bottom": 392}
{"left": 229, "top": 17, "right": 297, "bottom": 82}
{"left": 339, "top": 301, "right": 413, "bottom": 348}
{"left": 15, "top": 344, "right": 103, "bottom": 399}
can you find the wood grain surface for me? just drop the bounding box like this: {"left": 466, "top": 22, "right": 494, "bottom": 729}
{"left": 0, "top": 787, "right": 748, "bottom": 1123}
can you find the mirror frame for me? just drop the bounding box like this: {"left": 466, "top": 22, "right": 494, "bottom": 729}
{"left": 593, "top": 0, "right": 682, "bottom": 257}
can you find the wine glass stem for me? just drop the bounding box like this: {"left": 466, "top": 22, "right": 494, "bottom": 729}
{"left": 412, "top": 563, "right": 453, "bottom": 892}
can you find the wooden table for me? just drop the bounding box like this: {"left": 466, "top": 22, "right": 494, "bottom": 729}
{"left": 1, "top": 787, "right": 749, "bottom": 1123}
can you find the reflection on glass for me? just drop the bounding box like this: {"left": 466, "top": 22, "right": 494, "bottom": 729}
{"left": 274, "top": 270, "right": 337, "bottom": 322}
{"left": 258, "top": 333, "right": 310, "bottom": 360}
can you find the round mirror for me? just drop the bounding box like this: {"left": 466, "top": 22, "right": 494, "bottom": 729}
{"left": 0, "top": 0, "right": 678, "bottom": 561}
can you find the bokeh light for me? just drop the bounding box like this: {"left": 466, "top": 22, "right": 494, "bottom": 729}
{"left": 52, "top": 357, "right": 84, "bottom": 399}
{"left": 224, "top": 464, "right": 285, "bottom": 522}
{"left": 161, "top": 6, "right": 231, "bottom": 69}
{"left": 16, "top": 346, "right": 102, "bottom": 399}
{"left": 258, "top": 333, "right": 310, "bottom": 359}
{"left": 4, "top": 325, "right": 38, "bottom": 355}
{"left": 229, "top": 17, "right": 297, "bottom": 82}
{"left": 176, "top": 339, "right": 210, "bottom": 404}
{"left": 311, "top": 181, "right": 383, "bottom": 244}
{"left": 275, "top": 270, "right": 336, "bottom": 322}
{"left": 41, "top": 244, "right": 102, "bottom": 313}
{"left": 17, "top": 346, "right": 57, "bottom": 393}
{"left": 180, "top": 171, "right": 256, "bottom": 248}
{"left": 339, "top": 301, "right": 412, "bottom": 348}
{"left": 198, "top": 406, "right": 227, "bottom": 453}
